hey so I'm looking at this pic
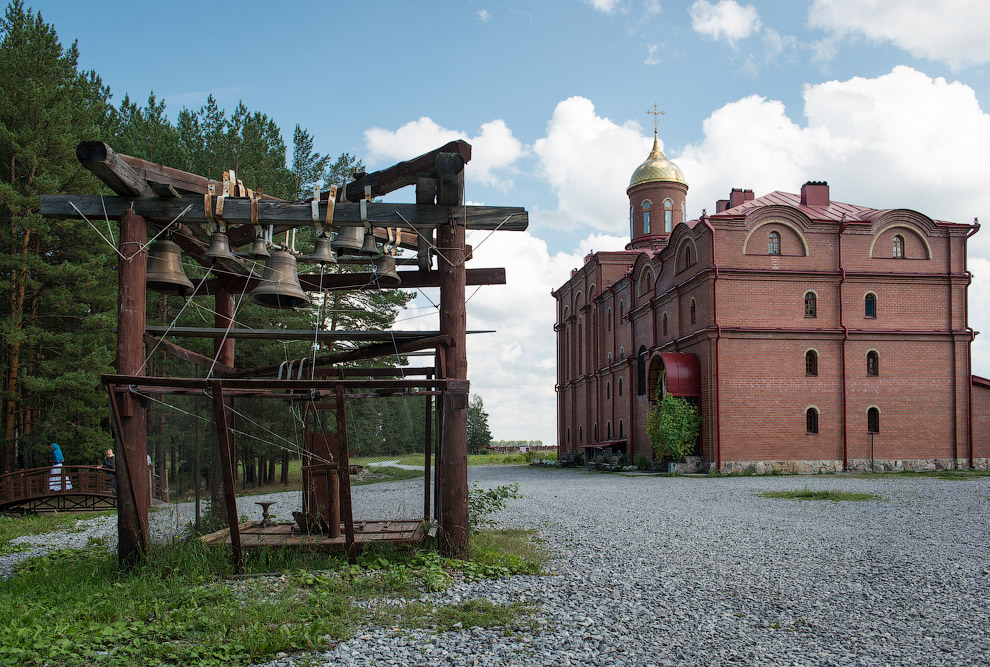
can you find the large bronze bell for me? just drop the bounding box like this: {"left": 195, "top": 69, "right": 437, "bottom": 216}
{"left": 247, "top": 234, "right": 270, "bottom": 259}
{"left": 359, "top": 231, "right": 380, "bottom": 256}
{"left": 304, "top": 233, "right": 336, "bottom": 265}
{"left": 249, "top": 250, "right": 311, "bottom": 309}
{"left": 373, "top": 254, "right": 401, "bottom": 287}
{"left": 146, "top": 239, "right": 194, "bottom": 296}
{"left": 204, "top": 231, "right": 237, "bottom": 263}
{"left": 331, "top": 226, "right": 365, "bottom": 255}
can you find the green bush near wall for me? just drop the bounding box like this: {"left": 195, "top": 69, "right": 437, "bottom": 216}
{"left": 646, "top": 392, "right": 701, "bottom": 462}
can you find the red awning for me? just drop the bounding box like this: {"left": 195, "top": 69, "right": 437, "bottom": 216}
{"left": 660, "top": 352, "right": 701, "bottom": 397}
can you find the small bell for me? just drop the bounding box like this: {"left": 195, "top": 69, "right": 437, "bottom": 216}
{"left": 304, "top": 233, "right": 336, "bottom": 265}
{"left": 203, "top": 231, "right": 237, "bottom": 263}
{"left": 247, "top": 234, "right": 270, "bottom": 259}
{"left": 146, "top": 239, "right": 195, "bottom": 296}
{"left": 331, "top": 226, "right": 364, "bottom": 255}
{"left": 373, "top": 253, "right": 401, "bottom": 287}
{"left": 359, "top": 231, "right": 380, "bottom": 256}
{"left": 249, "top": 250, "right": 311, "bottom": 309}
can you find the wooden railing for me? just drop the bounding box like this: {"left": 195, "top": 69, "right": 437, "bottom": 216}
{"left": 0, "top": 465, "right": 116, "bottom": 512}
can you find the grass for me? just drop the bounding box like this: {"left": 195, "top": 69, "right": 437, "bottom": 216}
{"left": 393, "top": 453, "right": 532, "bottom": 467}
{"left": 0, "top": 512, "right": 113, "bottom": 556}
{"left": 758, "top": 488, "right": 881, "bottom": 502}
{"left": 0, "top": 518, "right": 546, "bottom": 666}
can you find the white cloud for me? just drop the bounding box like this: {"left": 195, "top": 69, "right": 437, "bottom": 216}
{"left": 689, "top": 0, "right": 761, "bottom": 44}
{"left": 477, "top": 9, "right": 490, "bottom": 22}
{"left": 532, "top": 97, "right": 652, "bottom": 233}
{"left": 364, "top": 117, "right": 526, "bottom": 188}
{"left": 645, "top": 44, "right": 661, "bottom": 65}
{"left": 587, "top": 0, "right": 622, "bottom": 13}
{"left": 808, "top": 0, "right": 990, "bottom": 69}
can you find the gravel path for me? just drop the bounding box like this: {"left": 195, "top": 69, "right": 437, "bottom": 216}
{"left": 4, "top": 466, "right": 989, "bottom": 665}
{"left": 267, "top": 466, "right": 990, "bottom": 667}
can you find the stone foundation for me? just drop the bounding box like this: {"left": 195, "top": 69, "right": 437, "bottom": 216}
{"left": 714, "top": 458, "right": 990, "bottom": 474}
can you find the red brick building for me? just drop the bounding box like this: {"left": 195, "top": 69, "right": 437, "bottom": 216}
{"left": 554, "top": 131, "right": 988, "bottom": 472}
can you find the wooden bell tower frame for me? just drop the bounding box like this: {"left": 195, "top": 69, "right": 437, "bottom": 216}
{"left": 41, "top": 140, "right": 528, "bottom": 567}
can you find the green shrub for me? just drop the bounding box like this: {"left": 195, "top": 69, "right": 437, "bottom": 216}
{"left": 468, "top": 482, "right": 522, "bottom": 531}
{"left": 646, "top": 391, "right": 701, "bottom": 462}
{"left": 634, "top": 454, "right": 652, "bottom": 470}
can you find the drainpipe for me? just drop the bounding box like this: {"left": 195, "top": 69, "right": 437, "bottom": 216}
{"left": 838, "top": 220, "right": 850, "bottom": 471}
{"left": 948, "top": 229, "right": 956, "bottom": 465}
{"left": 965, "top": 220, "right": 980, "bottom": 468}
{"left": 702, "top": 216, "right": 721, "bottom": 471}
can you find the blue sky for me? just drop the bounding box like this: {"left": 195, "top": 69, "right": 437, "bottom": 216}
{"left": 30, "top": 0, "right": 990, "bottom": 445}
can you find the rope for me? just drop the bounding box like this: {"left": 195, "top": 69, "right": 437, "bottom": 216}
{"left": 138, "top": 267, "right": 214, "bottom": 374}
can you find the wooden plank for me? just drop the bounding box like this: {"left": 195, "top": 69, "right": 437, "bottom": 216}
{"left": 76, "top": 141, "right": 154, "bottom": 198}
{"left": 210, "top": 381, "right": 243, "bottom": 574}
{"left": 40, "top": 194, "right": 529, "bottom": 231}
{"left": 204, "top": 266, "right": 505, "bottom": 293}
{"left": 336, "top": 386, "right": 357, "bottom": 564}
{"left": 145, "top": 327, "right": 491, "bottom": 341}
{"left": 116, "top": 150, "right": 283, "bottom": 200}
{"left": 341, "top": 140, "right": 471, "bottom": 202}
{"left": 143, "top": 334, "right": 235, "bottom": 374}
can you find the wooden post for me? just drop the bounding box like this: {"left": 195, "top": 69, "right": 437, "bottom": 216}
{"left": 115, "top": 209, "right": 150, "bottom": 567}
{"left": 336, "top": 387, "right": 356, "bottom": 564}
{"left": 436, "top": 152, "right": 469, "bottom": 557}
{"left": 210, "top": 380, "right": 243, "bottom": 574}
{"left": 210, "top": 285, "right": 236, "bottom": 520}
{"left": 423, "top": 374, "right": 432, "bottom": 522}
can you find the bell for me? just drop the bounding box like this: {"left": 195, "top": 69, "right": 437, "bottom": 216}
{"left": 331, "top": 226, "right": 365, "bottom": 255}
{"left": 374, "top": 254, "right": 401, "bottom": 287}
{"left": 146, "top": 239, "right": 194, "bottom": 296}
{"left": 359, "top": 231, "right": 380, "bottom": 256}
{"left": 249, "top": 251, "right": 311, "bottom": 309}
{"left": 304, "top": 233, "right": 336, "bottom": 265}
{"left": 203, "top": 231, "right": 237, "bottom": 263}
{"left": 247, "top": 234, "right": 270, "bottom": 259}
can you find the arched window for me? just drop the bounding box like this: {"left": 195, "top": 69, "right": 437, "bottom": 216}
{"left": 567, "top": 427, "right": 571, "bottom": 444}
{"left": 629, "top": 205, "right": 634, "bottom": 238}
{"left": 804, "top": 291, "right": 817, "bottom": 318}
{"left": 637, "top": 346, "right": 648, "bottom": 395}
{"left": 865, "top": 293, "right": 877, "bottom": 318}
{"left": 893, "top": 235, "right": 904, "bottom": 258}
{"left": 607, "top": 352, "right": 612, "bottom": 364}
{"left": 683, "top": 245, "right": 692, "bottom": 270}
{"left": 664, "top": 199, "right": 673, "bottom": 232}
{"left": 642, "top": 200, "right": 651, "bottom": 235}
{"left": 867, "top": 407, "right": 880, "bottom": 433}
{"left": 681, "top": 200, "right": 686, "bottom": 225}
{"left": 619, "top": 419, "right": 624, "bottom": 439}
{"left": 594, "top": 423, "right": 598, "bottom": 442}
{"left": 805, "top": 350, "right": 818, "bottom": 376}
{"left": 768, "top": 231, "right": 781, "bottom": 255}
{"left": 619, "top": 346, "right": 624, "bottom": 357}
{"left": 618, "top": 377, "right": 623, "bottom": 396}
{"left": 690, "top": 299, "right": 696, "bottom": 324}
{"left": 606, "top": 382, "right": 611, "bottom": 399}
{"left": 619, "top": 301, "right": 624, "bottom": 319}
{"left": 607, "top": 422, "right": 611, "bottom": 439}
{"left": 867, "top": 351, "right": 879, "bottom": 376}
{"left": 607, "top": 308, "right": 612, "bottom": 331}
{"left": 662, "top": 312, "right": 668, "bottom": 336}
{"left": 579, "top": 425, "right": 583, "bottom": 443}
{"left": 806, "top": 407, "right": 819, "bottom": 434}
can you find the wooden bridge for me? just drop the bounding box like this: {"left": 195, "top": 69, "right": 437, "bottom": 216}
{"left": 0, "top": 465, "right": 117, "bottom": 513}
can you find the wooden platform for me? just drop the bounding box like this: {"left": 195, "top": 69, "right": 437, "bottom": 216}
{"left": 200, "top": 519, "right": 428, "bottom": 552}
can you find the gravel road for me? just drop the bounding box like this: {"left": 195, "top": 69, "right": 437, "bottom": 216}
{"left": 5, "top": 465, "right": 989, "bottom": 666}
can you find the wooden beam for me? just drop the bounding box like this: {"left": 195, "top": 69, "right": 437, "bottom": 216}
{"left": 232, "top": 334, "right": 452, "bottom": 378}
{"left": 77, "top": 142, "right": 155, "bottom": 198}
{"left": 210, "top": 380, "right": 244, "bottom": 574}
{"left": 144, "top": 327, "right": 491, "bottom": 341}
{"left": 116, "top": 150, "right": 283, "bottom": 200}
{"left": 40, "top": 194, "right": 529, "bottom": 232}
{"left": 340, "top": 140, "right": 471, "bottom": 202}
{"left": 143, "top": 334, "right": 235, "bottom": 375}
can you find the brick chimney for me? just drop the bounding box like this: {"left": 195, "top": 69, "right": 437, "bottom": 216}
{"left": 801, "top": 181, "right": 829, "bottom": 207}
{"left": 728, "top": 188, "right": 755, "bottom": 209}
{"left": 715, "top": 199, "right": 729, "bottom": 213}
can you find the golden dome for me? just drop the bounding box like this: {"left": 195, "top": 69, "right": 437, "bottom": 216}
{"left": 628, "top": 135, "right": 686, "bottom": 189}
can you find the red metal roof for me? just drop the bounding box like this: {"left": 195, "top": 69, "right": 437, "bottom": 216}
{"left": 660, "top": 352, "right": 701, "bottom": 397}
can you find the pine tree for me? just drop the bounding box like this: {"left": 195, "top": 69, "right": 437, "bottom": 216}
{"left": 467, "top": 394, "right": 492, "bottom": 454}
{"left": 0, "top": 1, "right": 114, "bottom": 470}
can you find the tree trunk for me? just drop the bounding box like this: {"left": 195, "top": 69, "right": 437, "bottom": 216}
{"left": 3, "top": 230, "right": 31, "bottom": 473}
